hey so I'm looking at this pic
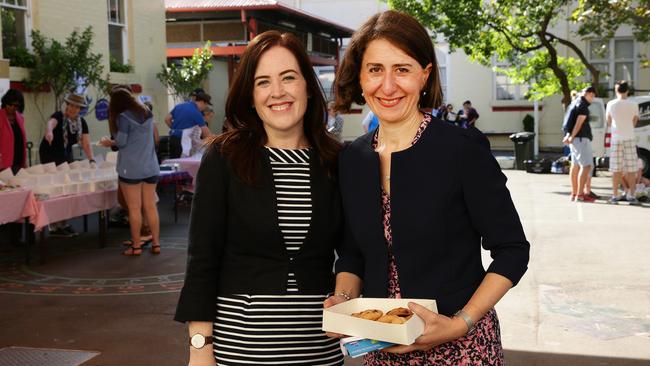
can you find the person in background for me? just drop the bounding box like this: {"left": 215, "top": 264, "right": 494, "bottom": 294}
{"left": 361, "top": 110, "right": 379, "bottom": 132}
{"left": 164, "top": 92, "right": 212, "bottom": 158}
{"left": 101, "top": 86, "right": 160, "bottom": 256}
{"left": 606, "top": 80, "right": 640, "bottom": 204}
{"left": 189, "top": 88, "right": 205, "bottom": 102}
{"left": 175, "top": 30, "right": 343, "bottom": 366}
{"left": 563, "top": 86, "right": 597, "bottom": 203}
{"left": 328, "top": 10, "right": 529, "bottom": 365}
{"left": 116, "top": 98, "right": 159, "bottom": 245}
{"left": 38, "top": 93, "right": 95, "bottom": 237}
{"left": 0, "top": 89, "right": 27, "bottom": 174}
{"left": 201, "top": 105, "right": 214, "bottom": 128}
{"left": 39, "top": 93, "right": 95, "bottom": 166}
{"left": 435, "top": 103, "right": 446, "bottom": 118}
{"left": 182, "top": 106, "right": 215, "bottom": 157}
{"left": 458, "top": 100, "right": 479, "bottom": 128}
{"left": 444, "top": 103, "right": 458, "bottom": 124}
{"left": 327, "top": 101, "right": 344, "bottom": 141}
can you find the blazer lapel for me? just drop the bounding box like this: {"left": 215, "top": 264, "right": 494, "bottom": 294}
{"left": 350, "top": 134, "right": 386, "bottom": 253}
{"left": 259, "top": 148, "right": 288, "bottom": 255}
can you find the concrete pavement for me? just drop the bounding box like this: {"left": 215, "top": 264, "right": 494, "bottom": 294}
{"left": 496, "top": 170, "right": 650, "bottom": 364}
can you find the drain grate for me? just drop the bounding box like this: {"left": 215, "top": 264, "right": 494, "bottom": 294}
{"left": 0, "top": 347, "right": 99, "bottom": 366}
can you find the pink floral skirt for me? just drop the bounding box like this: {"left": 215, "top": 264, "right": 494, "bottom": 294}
{"left": 363, "top": 308, "right": 504, "bottom": 365}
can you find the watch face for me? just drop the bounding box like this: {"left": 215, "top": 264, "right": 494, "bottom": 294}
{"left": 191, "top": 334, "right": 206, "bottom": 349}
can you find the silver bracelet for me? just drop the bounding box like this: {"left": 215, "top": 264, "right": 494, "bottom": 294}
{"left": 453, "top": 309, "right": 475, "bottom": 334}
{"left": 333, "top": 291, "right": 352, "bottom": 301}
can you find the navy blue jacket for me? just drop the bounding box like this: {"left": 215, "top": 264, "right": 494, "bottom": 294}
{"left": 336, "top": 118, "right": 529, "bottom": 316}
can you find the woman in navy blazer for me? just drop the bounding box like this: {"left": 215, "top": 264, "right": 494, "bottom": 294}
{"left": 325, "top": 11, "right": 530, "bottom": 365}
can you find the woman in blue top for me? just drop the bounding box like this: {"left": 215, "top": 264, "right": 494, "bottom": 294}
{"left": 102, "top": 86, "right": 161, "bottom": 256}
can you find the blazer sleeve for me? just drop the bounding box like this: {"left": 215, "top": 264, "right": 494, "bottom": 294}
{"left": 174, "top": 145, "right": 228, "bottom": 322}
{"left": 334, "top": 147, "right": 365, "bottom": 278}
{"left": 335, "top": 220, "right": 365, "bottom": 278}
{"left": 460, "top": 133, "right": 530, "bottom": 286}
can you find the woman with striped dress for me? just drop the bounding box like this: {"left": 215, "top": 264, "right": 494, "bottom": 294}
{"left": 175, "top": 31, "right": 343, "bottom": 366}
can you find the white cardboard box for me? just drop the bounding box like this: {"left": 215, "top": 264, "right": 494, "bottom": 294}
{"left": 322, "top": 298, "right": 437, "bottom": 345}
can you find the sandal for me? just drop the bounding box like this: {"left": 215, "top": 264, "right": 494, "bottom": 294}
{"left": 151, "top": 244, "right": 161, "bottom": 254}
{"left": 123, "top": 245, "right": 143, "bottom": 256}
{"left": 122, "top": 239, "right": 150, "bottom": 247}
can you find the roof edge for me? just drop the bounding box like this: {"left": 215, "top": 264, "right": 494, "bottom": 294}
{"left": 166, "top": 4, "right": 354, "bottom": 36}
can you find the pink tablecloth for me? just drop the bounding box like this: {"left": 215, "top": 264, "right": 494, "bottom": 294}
{"left": 163, "top": 157, "right": 201, "bottom": 180}
{"left": 0, "top": 189, "right": 38, "bottom": 225}
{"left": 31, "top": 190, "right": 118, "bottom": 232}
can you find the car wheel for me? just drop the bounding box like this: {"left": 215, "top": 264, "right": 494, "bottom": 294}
{"left": 638, "top": 148, "right": 650, "bottom": 179}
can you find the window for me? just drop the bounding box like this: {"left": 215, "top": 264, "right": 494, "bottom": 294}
{"left": 436, "top": 48, "right": 447, "bottom": 103}
{"left": 494, "top": 61, "right": 529, "bottom": 101}
{"left": 107, "top": 0, "right": 128, "bottom": 66}
{"left": 589, "top": 39, "right": 637, "bottom": 96}
{"left": 315, "top": 66, "right": 335, "bottom": 101}
{"left": 1, "top": 0, "right": 28, "bottom": 58}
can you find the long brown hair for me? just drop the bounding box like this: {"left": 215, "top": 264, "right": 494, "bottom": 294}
{"left": 334, "top": 10, "right": 443, "bottom": 112}
{"left": 212, "top": 30, "right": 340, "bottom": 185}
{"left": 108, "top": 85, "right": 148, "bottom": 135}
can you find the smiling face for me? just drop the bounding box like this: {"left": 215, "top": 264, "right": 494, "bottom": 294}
{"left": 252, "top": 46, "right": 308, "bottom": 138}
{"left": 64, "top": 103, "right": 81, "bottom": 119}
{"left": 359, "top": 38, "right": 431, "bottom": 125}
{"left": 4, "top": 102, "right": 19, "bottom": 115}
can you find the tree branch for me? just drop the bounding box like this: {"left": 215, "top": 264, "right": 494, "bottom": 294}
{"left": 486, "top": 22, "right": 544, "bottom": 53}
{"left": 537, "top": 30, "right": 572, "bottom": 107}
{"left": 546, "top": 31, "right": 600, "bottom": 85}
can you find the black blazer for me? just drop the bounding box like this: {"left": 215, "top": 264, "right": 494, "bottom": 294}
{"left": 336, "top": 118, "right": 529, "bottom": 317}
{"left": 175, "top": 146, "right": 341, "bottom": 322}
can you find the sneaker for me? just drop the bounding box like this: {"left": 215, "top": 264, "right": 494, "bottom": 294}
{"left": 62, "top": 226, "right": 79, "bottom": 237}
{"left": 608, "top": 195, "right": 624, "bottom": 204}
{"left": 576, "top": 194, "right": 596, "bottom": 203}
{"left": 626, "top": 196, "right": 640, "bottom": 205}
{"left": 588, "top": 191, "right": 601, "bottom": 200}
{"left": 49, "top": 228, "right": 74, "bottom": 237}
{"left": 570, "top": 195, "right": 577, "bottom": 201}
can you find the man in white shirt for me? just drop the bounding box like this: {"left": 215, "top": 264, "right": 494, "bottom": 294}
{"left": 606, "top": 80, "right": 640, "bottom": 203}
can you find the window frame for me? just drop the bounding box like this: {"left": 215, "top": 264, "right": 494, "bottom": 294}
{"left": 492, "top": 59, "right": 530, "bottom": 102}
{"left": 0, "top": 0, "right": 32, "bottom": 57}
{"left": 107, "top": 0, "right": 129, "bottom": 67}
{"left": 588, "top": 38, "right": 638, "bottom": 93}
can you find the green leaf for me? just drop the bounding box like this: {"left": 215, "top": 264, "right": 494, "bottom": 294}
{"left": 156, "top": 42, "right": 214, "bottom": 101}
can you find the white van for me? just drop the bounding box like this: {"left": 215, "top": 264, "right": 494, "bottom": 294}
{"left": 569, "top": 96, "right": 650, "bottom": 178}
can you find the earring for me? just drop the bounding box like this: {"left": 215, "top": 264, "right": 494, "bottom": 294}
{"left": 422, "top": 91, "right": 427, "bottom": 96}
{"left": 361, "top": 92, "right": 365, "bottom": 97}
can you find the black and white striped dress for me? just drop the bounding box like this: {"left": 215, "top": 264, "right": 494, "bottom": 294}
{"left": 212, "top": 147, "right": 343, "bottom": 366}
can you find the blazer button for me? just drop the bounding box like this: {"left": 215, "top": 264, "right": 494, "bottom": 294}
{"left": 289, "top": 257, "right": 294, "bottom": 261}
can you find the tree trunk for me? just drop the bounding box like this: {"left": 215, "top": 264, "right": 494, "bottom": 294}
{"left": 539, "top": 32, "right": 572, "bottom": 107}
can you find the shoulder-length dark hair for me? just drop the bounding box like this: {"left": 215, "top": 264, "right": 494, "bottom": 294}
{"left": 108, "top": 85, "right": 148, "bottom": 135}
{"left": 211, "top": 30, "right": 340, "bottom": 185}
{"left": 1, "top": 89, "right": 25, "bottom": 113}
{"left": 334, "top": 10, "right": 442, "bottom": 112}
